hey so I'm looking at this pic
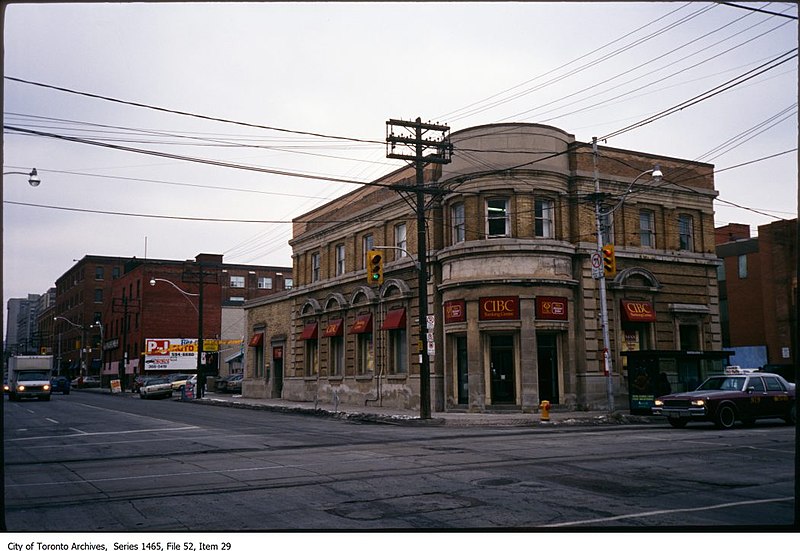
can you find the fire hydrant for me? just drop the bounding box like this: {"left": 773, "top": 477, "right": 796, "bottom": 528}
{"left": 540, "top": 400, "right": 551, "bottom": 422}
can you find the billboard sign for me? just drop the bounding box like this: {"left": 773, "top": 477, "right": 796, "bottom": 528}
{"left": 144, "top": 338, "right": 197, "bottom": 371}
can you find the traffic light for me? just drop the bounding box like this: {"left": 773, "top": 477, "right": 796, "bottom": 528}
{"left": 366, "top": 250, "right": 384, "bottom": 285}
{"left": 602, "top": 244, "right": 616, "bottom": 277}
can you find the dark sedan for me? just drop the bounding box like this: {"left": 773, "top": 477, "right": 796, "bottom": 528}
{"left": 652, "top": 372, "right": 796, "bottom": 429}
{"left": 50, "top": 376, "right": 71, "bottom": 394}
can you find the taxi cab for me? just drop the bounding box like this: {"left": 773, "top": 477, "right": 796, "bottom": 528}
{"left": 652, "top": 368, "right": 796, "bottom": 429}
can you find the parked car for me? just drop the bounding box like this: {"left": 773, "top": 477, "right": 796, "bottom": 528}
{"left": 72, "top": 376, "right": 101, "bottom": 389}
{"left": 50, "top": 376, "right": 71, "bottom": 394}
{"left": 138, "top": 377, "right": 173, "bottom": 399}
{"left": 215, "top": 375, "right": 235, "bottom": 392}
{"left": 652, "top": 372, "right": 796, "bottom": 429}
{"left": 168, "top": 373, "right": 193, "bottom": 391}
{"left": 225, "top": 374, "right": 243, "bottom": 393}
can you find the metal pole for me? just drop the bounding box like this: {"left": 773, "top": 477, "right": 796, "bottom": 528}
{"left": 416, "top": 118, "right": 431, "bottom": 420}
{"left": 593, "top": 137, "right": 615, "bottom": 413}
{"left": 197, "top": 263, "right": 205, "bottom": 399}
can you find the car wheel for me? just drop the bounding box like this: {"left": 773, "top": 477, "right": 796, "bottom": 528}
{"left": 715, "top": 404, "right": 737, "bottom": 429}
{"left": 667, "top": 418, "right": 687, "bottom": 428}
{"left": 785, "top": 403, "right": 796, "bottom": 426}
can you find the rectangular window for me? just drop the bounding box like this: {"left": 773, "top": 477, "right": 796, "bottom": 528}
{"left": 678, "top": 214, "right": 694, "bottom": 251}
{"left": 486, "top": 198, "right": 509, "bottom": 237}
{"left": 258, "top": 277, "right": 273, "bottom": 289}
{"left": 284, "top": 278, "right": 293, "bottom": 290}
{"left": 94, "top": 289, "right": 103, "bottom": 303}
{"left": 311, "top": 253, "right": 321, "bottom": 282}
{"left": 362, "top": 234, "right": 374, "bottom": 269}
{"left": 451, "top": 202, "right": 466, "bottom": 243}
{"left": 738, "top": 255, "right": 747, "bottom": 279}
{"left": 389, "top": 329, "right": 408, "bottom": 374}
{"left": 330, "top": 336, "right": 344, "bottom": 377}
{"left": 394, "top": 223, "right": 407, "bottom": 259}
{"left": 639, "top": 210, "right": 655, "bottom": 248}
{"left": 230, "top": 275, "right": 245, "bottom": 288}
{"left": 305, "top": 340, "right": 318, "bottom": 376}
{"left": 357, "top": 333, "right": 374, "bottom": 375}
{"left": 335, "top": 244, "right": 346, "bottom": 276}
{"left": 95, "top": 266, "right": 104, "bottom": 280}
{"left": 534, "top": 198, "right": 554, "bottom": 238}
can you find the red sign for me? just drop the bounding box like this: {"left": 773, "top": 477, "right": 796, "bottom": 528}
{"left": 272, "top": 346, "right": 283, "bottom": 360}
{"left": 621, "top": 300, "right": 656, "bottom": 322}
{"left": 444, "top": 300, "right": 466, "bottom": 323}
{"left": 479, "top": 296, "right": 519, "bottom": 321}
{"left": 322, "top": 319, "right": 344, "bottom": 338}
{"left": 536, "top": 296, "right": 568, "bottom": 321}
{"left": 350, "top": 314, "right": 373, "bottom": 334}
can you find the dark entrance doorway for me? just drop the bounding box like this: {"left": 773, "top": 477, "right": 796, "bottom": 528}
{"left": 455, "top": 336, "right": 468, "bottom": 405}
{"left": 272, "top": 346, "right": 284, "bottom": 398}
{"left": 490, "top": 335, "right": 515, "bottom": 404}
{"left": 537, "top": 333, "right": 559, "bottom": 404}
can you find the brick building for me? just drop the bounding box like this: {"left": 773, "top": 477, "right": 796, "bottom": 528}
{"left": 716, "top": 219, "right": 798, "bottom": 370}
{"left": 44, "top": 253, "right": 291, "bottom": 384}
{"left": 100, "top": 253, "right": 292, "bottom": 387}
{"left": 245, "top": 123, "right": 726, "bottom": 413}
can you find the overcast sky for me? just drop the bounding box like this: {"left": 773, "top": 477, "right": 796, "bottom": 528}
{"left": 3, "top": 2, "right": 798, "bottom": 330}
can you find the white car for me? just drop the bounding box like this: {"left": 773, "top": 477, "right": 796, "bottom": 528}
{"left": 138, "top": 377, "right": 174, "bottom": 399}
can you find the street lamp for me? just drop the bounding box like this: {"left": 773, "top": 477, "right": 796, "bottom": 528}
{"left": 150, "top": 277, "right": 204, "bottom": 397}
{"left": 591, "top": 137, "right": 663, "bottom": 413}
{"left": 3, "top": 168, "right": 41, "bottom": 187}
{"left": 53, "top": 316, "right": 87, "bottom": 378}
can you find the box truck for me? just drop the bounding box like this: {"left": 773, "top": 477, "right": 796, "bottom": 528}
{"left": 7, "top": 355, "right": 53, "bottom": 401}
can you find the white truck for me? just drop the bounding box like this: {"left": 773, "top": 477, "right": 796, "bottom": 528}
{"left": 7, "top": 355, "right": 53, "bottom": 401}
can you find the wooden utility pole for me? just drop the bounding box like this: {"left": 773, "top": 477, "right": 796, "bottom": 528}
{"left": 386, "top": 117, "right": 452, "bottom": 419}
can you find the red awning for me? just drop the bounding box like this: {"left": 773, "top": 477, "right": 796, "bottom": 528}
{"left": 300, "top": 322, "right": 319, "bottom": 340}
{"left": 322, "top": 319, "right": 344, "bottom": 338}
{"left": 621, "top": 300, "right": 656, "bottom": 322}
{"left": 248, "top": 333, "right": 264, "bottom": 347}
{"left": 350, "top": 314, "right": 373, "bottom": 334}
{"left": 381, "top": 308, "right": 407, "bottom": 331}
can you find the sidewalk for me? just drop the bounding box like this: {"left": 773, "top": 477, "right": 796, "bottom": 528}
{"left": 78, "top": 387, "right": 666, "bottom": 427}
{"left": 186, "top": 391, "right": 666, "bottom": 428}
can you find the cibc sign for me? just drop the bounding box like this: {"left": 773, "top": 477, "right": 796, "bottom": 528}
{"left": 479, "top": 296, "right": 520, "bottom": 321}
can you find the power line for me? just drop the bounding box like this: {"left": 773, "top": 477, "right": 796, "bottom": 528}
{"left": 597, "top": 49, "right": 798, "bottom": 141}
{"left": 4, "top": 76, "right": 384, "bottom": 145}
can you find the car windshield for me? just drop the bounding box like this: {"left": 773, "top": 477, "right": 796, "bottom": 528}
{"left": 697, "top": 377, "right": 746, "bottom": 391}
{"left": 17, "top": 372, "right": 49, "bottom": 381}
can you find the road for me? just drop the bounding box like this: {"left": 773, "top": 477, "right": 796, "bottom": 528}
{"left": 3, "top": 390, "right": 796, "bottom": 531}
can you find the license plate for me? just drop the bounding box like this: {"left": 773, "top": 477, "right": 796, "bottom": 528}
{"left": 667, "top": 411, "right": 688, "bottom": 418}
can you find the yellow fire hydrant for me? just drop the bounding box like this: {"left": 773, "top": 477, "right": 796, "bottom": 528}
{"left": 540, "top": 400, "right": 551, "bottom": 422}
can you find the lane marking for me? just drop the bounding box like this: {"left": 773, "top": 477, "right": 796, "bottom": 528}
{"left": 45, "top": 418, "right": 59, "bottom": 424}
{"left": 539, "top": 496, "right": 794, "bottom": 527}
{"left": 6, "top": 426, "right": 201, "bottom": 442}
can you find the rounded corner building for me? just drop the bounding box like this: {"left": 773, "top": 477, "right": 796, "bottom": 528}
{"left": 245, "top": 122, "right": 725, "bottom": 414}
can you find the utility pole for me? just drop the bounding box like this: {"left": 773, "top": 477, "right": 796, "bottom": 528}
{"left": 182, "top": 260, "right": 218, "bottom": 399}
{"left": 386, "top": 117, "right": 452, "bottom": 420}
{"left": 113, "top": 297, "right": 140, "bottom": 390}
{"left": 592, "top": 137, "right": 615, "bottom": 413}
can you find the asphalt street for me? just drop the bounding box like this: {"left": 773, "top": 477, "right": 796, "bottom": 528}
{"left": 3, "top": 390, "right": 796, "bottom": 531}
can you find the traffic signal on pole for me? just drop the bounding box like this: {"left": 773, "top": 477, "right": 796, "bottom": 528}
{"left": 366, "top": 250, "right": 384, "bottom": 285}
{"left": 602, "top": 244, "right": 616, "bottom": 277}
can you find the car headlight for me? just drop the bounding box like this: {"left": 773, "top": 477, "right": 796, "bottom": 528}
{"left": 43, "top": 384, "right": 51, "bottom": 391}
{"left": 691, "top": 399, "right": 705, "bottom": 407}
{"left": 654, "top": 399, "right": 664, "bottom": 407}
{"left": 17, "top": 385, "right": 25, "bottom": 391}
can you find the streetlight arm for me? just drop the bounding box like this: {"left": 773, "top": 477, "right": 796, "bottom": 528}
{"left": 600, "top": 165, "right": 663, "bottom": 216}
{"left": 150, "top": 277, "right": 199, "bottom": 312}
{"left": 53, "top": 316, "right": 85, "bottom": 330}
{"left": 4, "top": 168, "right": 41, "bottom": 187}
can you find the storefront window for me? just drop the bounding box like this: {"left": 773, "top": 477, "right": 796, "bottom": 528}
{"left": 357, "top": 333, "right": 374, "bottom": 375}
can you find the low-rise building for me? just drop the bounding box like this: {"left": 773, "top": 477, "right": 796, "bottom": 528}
{"left": 245, "top": 123, "right": 725, "bottom": 413}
